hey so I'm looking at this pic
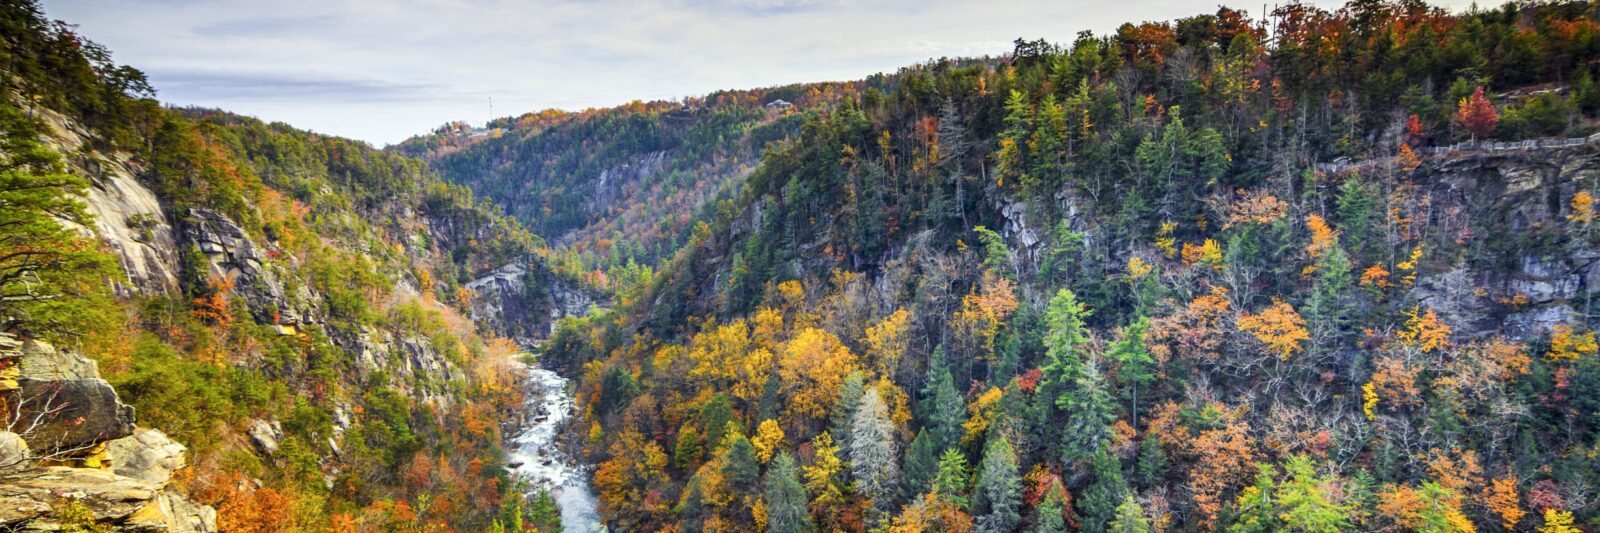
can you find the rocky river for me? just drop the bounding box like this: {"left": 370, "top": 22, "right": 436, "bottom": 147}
{"left": 508, "top": 364, "right": 602, "bottom": 532}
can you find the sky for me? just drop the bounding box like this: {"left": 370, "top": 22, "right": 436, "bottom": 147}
{"left": 45, "top": 0, "right": 1479, "bottom": 146}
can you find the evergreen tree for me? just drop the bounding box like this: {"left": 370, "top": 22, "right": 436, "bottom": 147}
{"left": 1079, "top": 450, "right": 1129, "bottom": 533}
{"left": 973, "top": 434, "right": 1022, "bottom": 533}
{"left": 832, "top": 370, "right": 868, "bottom": 453}
{"left": 701, "top": 394, "right": 733, "bottom": 456}
{"left": 928, "top": 365, "right": 965, "bottom": 451}
{"left": 933, "top": 448, "right": 971, "bottom": 507}
{"left": 765, "top": 452, "right": 813, "bottom": 533}
{"left": 849, "top": 388, "right": 900, "bottom": 514}
{"left": 1032, "top": 484, "right": 1070, "bottom": 533}
{"left": 904, "top": 429, "right": 940, "bottom": 497}
{"left": 1108, "top": 316, "right": 1155, "bottom": 426}
{"left": 1107, "top": 495, "right": 1152, "bottom": 533}
{"left": 721, "top": 434, "right": 760, "bottom": 495}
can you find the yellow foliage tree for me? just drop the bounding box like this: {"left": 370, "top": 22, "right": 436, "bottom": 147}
{"left": 1546, "top": 324, "right": 1597, "bottom": 362}
{"left": 1398, "top": 306, "right": 1453, "bottom": 353}
{"left": 1305, "top": 214, "right": 1339, "bottom": 260}
{"left": 1569, "top": 190, "right": 1595, "bottom": 225}
{"left": 1238, "top": 299, "right": 1310, "bottom": 360}
{"left": 1485, "top": 476, "right": 1525, "bottom": 531}
{"left": 752, "top": 419, "right": 784, "bottom": 464}
{"left": 777, "top": 327, "right": 861, "bottom": 420}
{"left": 1538, "top": 509, "right": 1580, "bottom": 533}
{"left": 863, "top": 309, "right": 912, "bottom": 377}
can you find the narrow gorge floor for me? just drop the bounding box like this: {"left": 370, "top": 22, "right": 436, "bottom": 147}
{"left": 508, "top": 364, "right": 602, "bottom": 532}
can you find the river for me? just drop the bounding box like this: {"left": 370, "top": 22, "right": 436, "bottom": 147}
{"left": 507, "top": 364, "right": 603, "bottom": 532}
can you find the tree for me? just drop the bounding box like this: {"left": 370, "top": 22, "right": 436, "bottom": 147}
{"left": 973, "top": 434, "right": 1021, "bottom": 533}
{"left": 779, "top": 327, "right": 861, "bottom": 421}
{"left": 0, "top": 101, "right": 115, "bottom": 338}
{"left": 1537, "top": 509, "right": 1579, "bottom": 533}
{"left": 1079, "top": 450, "right": 1130, "bottom": 533}
{"left": 802, "top": 432, "right": 847, "bottom": 508}
{"left": 1031, "top": 481, "right": 1070, "bottom": 533}
{"left": 850, "top": 388, "right": 900, "bottom": 516}
{"left": 721, "top": 434, "right": 760, "bottom": 496}
{"left": 1107, "top": 495, "right": 1152, "bottom": 533}
{"left": 1485, "top": 476, "right": 1524, "bottom": 531}
{"left": 863, "top": 308, "right": 912, "bottom": 377}
{"left": 934, "top": 448, "right": 972, "bottom": 507}
{"left": 905, "top": 429, "right": 940, "bottom": 497}
{"left": 752, "top": 419, "right": 785, "bottom": 463}
{"left": 927, "top": 363, "right": 965, "bottom": 452}
{"left": 765, "top": 453, "right": 813, "bottom": 533}
{"left": 1455, "top": 86, "right": 1498, "bottom": 141}
{"left": 1238, "top": 299, "right": 1310, "bottom": 360}
{"left": 1108, "top": 316, "right": 1155, "bottom": 425}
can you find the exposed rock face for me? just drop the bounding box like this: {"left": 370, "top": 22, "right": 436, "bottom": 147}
{"left": 182, "top": 209, "right": 315, "bottom": 325}
{"left": 34, "top": 106, "right": 181, "bottom": 296}
{"left": 465, "top": 261, "right": 599, "bottom": 345}
{"left": 0, "top": 466, "right": 215, "bottom": 532}
{"left": 107, "top": 429, "right": 187, "bottom": 485}
{"left": 248, "top": 418, "right": 283, "bottom": 456}
{"left": 14, "top": 339, "right": 135, "bottom": 456}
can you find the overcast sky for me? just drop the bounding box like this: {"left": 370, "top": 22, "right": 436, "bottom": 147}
{"left": 44, "top": 0, "right": 1478, "bottom": 146}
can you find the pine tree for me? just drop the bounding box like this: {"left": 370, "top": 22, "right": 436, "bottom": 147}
{"left": 974, "top": 434, "right": 1022, "bottom": 533}
{"left": 905, "top": 429, "right": 940, "bottom": 496}
{"left": 850, "top": 388, "right": 900, "bottom": 514}
{"left": 765, "top": 452, "right": 813, "bottom": 533}
{"left": 933, "top": 448, "right": 971, "bottom": 507}
{"left": 1108, "top": 316, "right": 1155, "bottom": 426}
{"left": 831, "top": 370, "right": 867, "bottom": 453}
{"left": 722, "top": 434, "right": 760, "bottom": 495}
{"left": 1032, "top": 483, "right": 1070, "bottom": 533}
{"left": 1080, "top": 450, "right": 1130, "bottom": 533}
{"left": 928, "top": 365, "right": 965, "bottom": 451}
{"left": 1107, "top": 495, "right": 1152, "bottom": 533}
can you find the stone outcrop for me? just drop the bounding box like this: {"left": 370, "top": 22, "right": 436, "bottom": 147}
{"left": 34, "top": 106, "right": 181, "bottom": 296}
{"left": 13, "top": 338, "right": 135, "bottom": 456}
{"left": 107, "top": 429, "right": 187, "bottom": 485}
{"left": 464, "top": 261, "right": 599, "bottom": 344}
{"left": 0, "top": 333, "right": 216, "bottom": 532}
{"left": 0, "top": 466, "right": 214, "bottom": 532}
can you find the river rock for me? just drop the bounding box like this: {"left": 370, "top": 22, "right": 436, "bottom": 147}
{"left": 108, "top": 428, "right": 187, "bottom": 486}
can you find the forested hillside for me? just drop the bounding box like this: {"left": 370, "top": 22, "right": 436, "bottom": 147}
{"left": 541, "top": 1, "right": 1600, "bottom": 532}
{"left": 0, "top": 2, "right": 573, "bottom": 530}
{"left": 395, "top": 81, "right": 878, "bottom": 278}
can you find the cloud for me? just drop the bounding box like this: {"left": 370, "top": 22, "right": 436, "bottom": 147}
{"left": 147, "top": 69, "right": 445, "bottom": 102}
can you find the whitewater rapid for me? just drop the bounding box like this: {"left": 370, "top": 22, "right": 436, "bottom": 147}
{"left": 508, "top": 364, "right": 602, "bottom": 532}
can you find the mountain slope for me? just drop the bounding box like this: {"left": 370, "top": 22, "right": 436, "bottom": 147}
{"left": 538, "top": 2, "right": 1600, "bottom": 532}
{"left": 0, "top": 3, "right": 574, "bottom": 530}
{"left": 395, "top": 83, "right": 870, "bottom": 274}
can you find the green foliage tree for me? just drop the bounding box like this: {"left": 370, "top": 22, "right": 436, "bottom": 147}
{"left": 765, "top": 452, "right": 813, "bottom": 533}
{"left": 974, "top": 433, "right": 1022, "bottom": 532}
{"left": 0, "top": 101, "right": 115, "bottom": 339}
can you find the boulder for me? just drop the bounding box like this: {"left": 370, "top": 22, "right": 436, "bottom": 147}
{"left": 17, "top": 338, "right": 100, "bottom": 381}
{"left": 16, "top": 377, "right": 136, "bottom": 456}
{"left": 248, "top": 418, "right": 282, "bottom": 456}
{"left": 107, "top": 429, "right": 187, "bottom": 486}
{"left": 0, "top": 431, "right": 28, "bottom": 472}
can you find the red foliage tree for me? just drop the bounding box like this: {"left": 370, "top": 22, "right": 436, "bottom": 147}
{"left": 1455, "top": 86, "right": 1498, "bottom": 141}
